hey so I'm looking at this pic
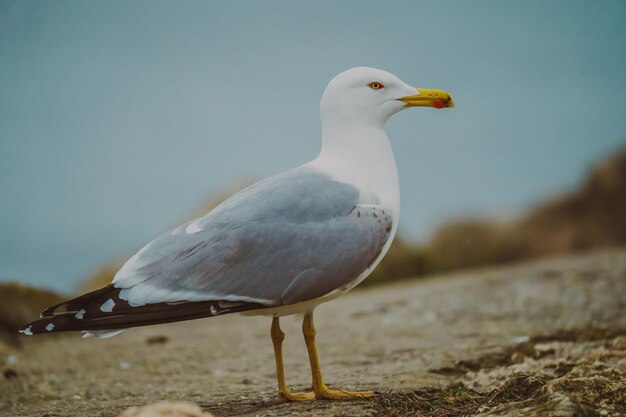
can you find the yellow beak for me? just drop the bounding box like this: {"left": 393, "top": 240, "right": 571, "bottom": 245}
{"left": 399, "top": 88, "right": 455, "bottom": 109}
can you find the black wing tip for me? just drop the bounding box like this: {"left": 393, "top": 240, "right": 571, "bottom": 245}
{"left": 40, "top": 284, "right": 117, "bottom": 317}
{"left": 22, "top": 289, "right": 270, "bottom": 336}
{"left": 18, "top": 325, "right": 35, "bottom": 336}
{"left": 22, "top": 309, "right": 90, "bottom": 335}
{"left": 19, "top": 318, "right": 58, "bottom": 336}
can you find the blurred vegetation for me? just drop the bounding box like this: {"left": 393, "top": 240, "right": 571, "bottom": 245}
{"left": 363, "top": 238, "right": 431, "bottom": 286}
{"left": 518, "top": 148, "right": 626, "bottom": 254}
{"left": 0, "top": 282, "right": 65, "bottom": 347}
{"left": 79, "top": 259, "right": 126, "bottom": 293}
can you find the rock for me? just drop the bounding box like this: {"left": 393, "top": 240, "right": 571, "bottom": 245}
{"left": 117, "top": 401, "right": 215, "bottom": 417}
{"left": 146, "top": 335, "right": 169, "bottom": 345}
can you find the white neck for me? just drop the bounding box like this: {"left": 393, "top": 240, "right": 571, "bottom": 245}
{"left": 309, "top": 124, "right": 400, "bottom": 217}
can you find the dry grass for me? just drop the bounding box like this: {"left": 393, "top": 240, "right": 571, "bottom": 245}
{"left": 372, "top": 376, "right": 547, "bottom": 417}
{"left": 430, "top": 326, "right": 626, "bottom": 376}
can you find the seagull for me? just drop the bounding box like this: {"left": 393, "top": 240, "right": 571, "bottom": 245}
{"left": 21, "top": 67, "right": 454, "bottom": 401}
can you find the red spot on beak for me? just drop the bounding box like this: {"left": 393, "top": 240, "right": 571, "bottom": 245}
{"left": 433, "top": 99, "right": 446, "bottom": 109}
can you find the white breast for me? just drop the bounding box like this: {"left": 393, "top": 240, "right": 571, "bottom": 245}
{"left": 309, "top": 126, "right": 400, "bottom": 218}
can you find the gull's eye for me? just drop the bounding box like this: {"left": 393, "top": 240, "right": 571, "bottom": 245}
{"left": 368, "top": 81, "right": 384, "bottom": 90}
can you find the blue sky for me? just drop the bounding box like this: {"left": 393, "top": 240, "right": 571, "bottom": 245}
{"left": 1, "top": 0, "right": 625, "bottom": 292}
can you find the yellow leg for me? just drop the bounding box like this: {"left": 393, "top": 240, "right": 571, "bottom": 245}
{"left": 302, "top": 311, "right": 376, "bottom": 400}
{"left": 271, "top": 317, "right": 315, "bottom": 402}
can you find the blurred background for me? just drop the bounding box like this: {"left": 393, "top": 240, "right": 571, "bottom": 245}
{"left": 1, "top": 0, "right": 625, "bottom": 297}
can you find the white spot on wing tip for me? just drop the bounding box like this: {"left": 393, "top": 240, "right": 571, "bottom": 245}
{"left": 20, "top": 326, "right": 33, "bottom": 336}
{"left": 82, "top": 331, "right": 94, "bottom": 338}
{"left": 74, "top": 309, "right": 86, "bottom": 319}
{"left": 100, "top": 299, "right": 115, "bottom": 313}
{"left": 185, "top": 220, "right": 204, "bottom": 234}
{"left": 45, "top": 323, "right": 55, "bottom": 332}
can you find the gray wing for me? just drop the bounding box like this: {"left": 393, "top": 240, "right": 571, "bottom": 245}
{"left": 113, "top": 167, "right": 393, "bottom": 307}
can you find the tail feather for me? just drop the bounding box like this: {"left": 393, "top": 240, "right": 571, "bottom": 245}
{"left": 20, "top": 284, "right": 267, "bottom": 336}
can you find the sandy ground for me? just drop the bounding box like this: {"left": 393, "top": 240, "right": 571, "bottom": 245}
{"left": 1, "top": 250, "right": 625, "bottom": 416}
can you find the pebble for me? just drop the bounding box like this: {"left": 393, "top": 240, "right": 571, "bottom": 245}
{"left": 146, "top": 335, "right": 169, "bottom": 345}
{"left": 119, "top": 362, "right": 132, "bottom": 370}
{"left": 512, "top": 335, "right": 530, "bottom": 344}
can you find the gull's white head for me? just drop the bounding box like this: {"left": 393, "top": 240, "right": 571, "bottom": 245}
{"left": 320, "top": 67, "right": 454, "bottom": 131}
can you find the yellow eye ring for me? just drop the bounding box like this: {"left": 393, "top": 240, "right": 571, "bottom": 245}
{"left": 368, "top": 81, "right": 384, "bottom": 90}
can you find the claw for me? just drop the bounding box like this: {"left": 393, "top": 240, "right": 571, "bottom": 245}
{"left": 314, "top": 388, "right": 377, "bottom": 400}
{"left": 278, "top": 390, "right": 316, "bottom": 402}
